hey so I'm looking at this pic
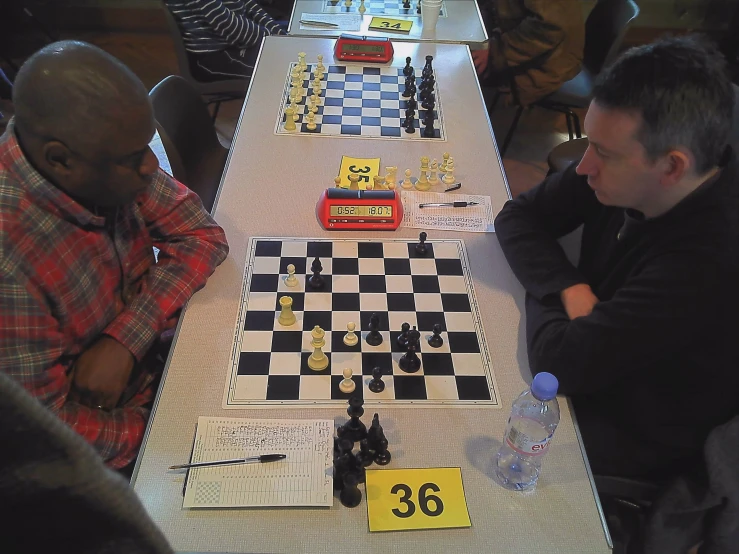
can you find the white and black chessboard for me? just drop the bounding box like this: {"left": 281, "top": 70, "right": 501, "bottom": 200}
{"left": 322, "top": 0, "right": 447, "bottom": 17}
{"left": 223, "top": 238, "right": 499, "bottom": 408}
{"left": 275, "top": 62, "right": 445, "bottom": 140}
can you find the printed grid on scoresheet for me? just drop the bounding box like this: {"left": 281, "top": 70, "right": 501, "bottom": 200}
{"left": 223, "top": 238, "right": 499, "bottom": 408}
{"left": 274, "top": 63, "right": 445, "bottom": 140}
{"left": 322, "top": 0, "right": 447, "bottom": 16}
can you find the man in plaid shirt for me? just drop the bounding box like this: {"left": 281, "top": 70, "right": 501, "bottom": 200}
{"left": 0, "top": 41, "right": 229, "bottom": 469}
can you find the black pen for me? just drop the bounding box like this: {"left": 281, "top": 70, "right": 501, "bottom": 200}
{"left": 419, "top": 201, "right": 480, "bottom": 208}
{"left": 170, "top": 453, "right": 286, "bottom": 470}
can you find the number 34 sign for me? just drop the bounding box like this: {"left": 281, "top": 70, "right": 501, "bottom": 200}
{"left": 365, "top": 468, "right": 472, "bottom": 532}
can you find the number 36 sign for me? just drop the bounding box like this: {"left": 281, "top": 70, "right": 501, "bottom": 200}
{"left": 365, "top": 468, "right": 472, "bottom": 532}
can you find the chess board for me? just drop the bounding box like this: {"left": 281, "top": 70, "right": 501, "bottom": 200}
{"left": 274, "top": 62, "right": 445, "bottom": 140}
{"left": 223, "top": 238, "right": 499, "bottom": 408}
{"left": 322, "top": 0, "right": 447, "bottom": 17}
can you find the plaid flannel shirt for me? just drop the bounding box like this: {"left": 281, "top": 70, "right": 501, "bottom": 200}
{"left": 0, "top": 121, "right": 229, "bottom": 468}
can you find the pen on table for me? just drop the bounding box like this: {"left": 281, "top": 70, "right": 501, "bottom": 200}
{"left": 170, "top": 454, "right": 286, "bottom": 470}
{"left": 299, "top": 19, "right": 339, "bottom": 27}
{"left": 418, "top": 201, "right": 480, "bottom": 208}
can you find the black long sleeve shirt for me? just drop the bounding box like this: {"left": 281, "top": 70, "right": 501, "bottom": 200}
{"left": 495, "top": 158, "right": 739, "bottom": 478}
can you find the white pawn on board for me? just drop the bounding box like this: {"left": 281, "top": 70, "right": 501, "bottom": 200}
{"left": 344, "top": 322, "right": 359, "bottom": 346}
{"left": 298, "top": 52, "right": 307, "bottom": 72}
{"left": 339, "top": 368, "right": 356, "bottom": 393}
{"left": 285, "top": 264, "right": 298, "bottom": 287}
{"left": 290, "top": 99, "right": 299, "bottom": 121}
{"left": 348, "top": 172, "right": 360, "bottom": 190}
{"left": 429, "top": 159, "right": 440, "bottom": 185}
{"left": 308, "top": 326, "right": 329, "bottom": 371}
{"left": 359, "top": 0, "right": 366, "bottom": 14}
{"left": 443, "top": 157, "right": 456, "bottom": 184}
{"left": 284, "top": 107, "right": 297, "bottom": 131}
{"left": 401, "top": 168, "right": 414, "bottom": 189}
{"left": 309, "top": 96, "right": 318, "bottom": 114}
{"left": 316, "top": 54, "right": 325, "bottom": 73}
{"left": 306, "top": 111, "right": 317, "bottom": 131}
{"left": 278, "top": 295, "right": 296, "bottom": 326}
{"left": 440, "top": 152, "right": 450, "bottom": 173}
{"left": 313, "top": 77, "right": 322, "bottom": 95}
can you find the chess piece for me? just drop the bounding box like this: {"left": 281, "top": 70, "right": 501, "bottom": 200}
{"left": 348, "top": 172, "right": 361, "bottom": 190}
{"left": 278, "top": 295, "right": 296, "bottom": 326}
{"left": 285, "top": 264, "right": 298, "bottom": 287}
{"left": 416, "top": 0, "right": 421, "bottom": 13}
{"left": 403, "top": 116, "right": 416, "bottom": 134}
{"left": 385, "top": 166, "right": 398, "bottom": 189}
{"left": 416, "top": 232, "right": 428, "bottom": 255}
{"left": 333, "top": 452, "right": 352, "bottom": 491}
{"left": 428, "top": 159, "right": 439, "bottom": 184}
{"left": 406, "top": 96, "right": 418, "bottom": 112}
{"left": 422, "top": 118, "right": 435, "bottom": 139}
{"left": 372, "top": 174, "right": 387, "bottom": 190}
{"left": 345, "top": 0, "right": 352, "bottom": 7}
{"left": 428, "top": 323, "right": 444, "bottom": 348}
{"left": 339, "top": 368, "right": 356, "bottom": 393}
{"left": 367, "top": 413, "right": 385, "bottom": 451}
{"left": 422, "top": 55, "right": 434, "bottom": 78}
{"left": 403, "top": 0, "right": 411, "bottom": 8}
{"left": 368, "top": 366, "right": 385, "bottom": 393}
{"left": 305, "top": 111, "right": 317, "bottom": 131}
{"left": 422, "top": 93, "right": 436, "bottom": 112}
{"left": 401, "top": 169, "right": 414, "bottom": 189}
{"left": 357, "top": 438, "right": 374, "bottom": 467}
{"left": 358, "top": 0, "right": 366, "bottom": 13}
{"left": 442, "top": 158, "right": 455, "bottom": 184}
{"left": 366, "top": 312, "right": 383, "bottom": 346}
{"left": 344, "top": 322, "right": 359, "bottom": 346}
{"left": 290, "top": 99, "right": 299, "bottom": 121}
{"left": 316, "top": 54, "right": 325, "bottom": 73}
{"left": 310, "top": 94, "right": 319, "bottom": 112}
{"left": 403, "top": 57, "right": 413, "bottom": 76}
{"left": 283, "top": 107, "right": 296, "bottom": 131}
{"left": 415, "top": 169, "right": 430, "bottom": 191}
{"left": 398, "top": 327, "right": 421, "bottom": 373}
{"left": 374, "top": 438, "right": 391, "bottom": 465}
{"left": 307, "top": 325, "right": 329, "bottom": 371}
{"left": 420, "top": 155, "right": 430, "bottom": 172}
{"left": 340, "top": 471, "right": 362, "bottom": 508}
{"left": 308, "top": 257, "right": 324, "bottom": 289}
{"left": 298, "top": 52, "right": 307, "bottom": 71}
{"left": 397, "top": 322, "right": 410, "bottom": 348}
{"left": 345, "top": 396, "right": 368, "bottom": 442}
{"left": 334, "top": 175, "right": 343, "bottom": 188}
{"left": 440, "top": 152, "right": 450, "bottom": 173}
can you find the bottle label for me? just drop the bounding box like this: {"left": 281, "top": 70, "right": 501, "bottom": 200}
{"left": 505, "top": 418, "right": 553, "bottom": 456}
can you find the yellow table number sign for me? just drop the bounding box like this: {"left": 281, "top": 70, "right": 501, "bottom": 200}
{"left": 365, "top": 468, "right": 472, "bottom": 532}
{"left": 338, "top": 155, "right": 381, "bottom": 189}
{"left": 368, "top": 17, "right": 413, "bottom": 33}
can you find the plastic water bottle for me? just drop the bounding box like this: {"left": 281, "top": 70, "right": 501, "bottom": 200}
{"left": 495, "top": 372, "right": 560, "bottom": 491}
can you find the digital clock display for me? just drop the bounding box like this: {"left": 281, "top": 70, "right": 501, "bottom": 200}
{"left": 342, "top": 43, "right": 386, "bottom": 54}
{"left": 330, "top": 205, "right": 393, "bottom": 217}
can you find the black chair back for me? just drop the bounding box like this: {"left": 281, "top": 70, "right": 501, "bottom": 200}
{"left": 583, "top": 0, "right": 640, "bottom": 74}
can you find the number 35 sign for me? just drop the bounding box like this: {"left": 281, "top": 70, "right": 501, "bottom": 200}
{"left": 365, "top": 468, "right": 471, "bottom": 532}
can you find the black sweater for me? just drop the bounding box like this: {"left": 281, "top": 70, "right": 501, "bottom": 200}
{"left": 495, "top": 158, "right": 739, "bottom": 478}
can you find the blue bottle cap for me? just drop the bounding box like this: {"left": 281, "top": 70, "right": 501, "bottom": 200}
{"left": 531, "top": 372, "right": 559, "bottom": 401}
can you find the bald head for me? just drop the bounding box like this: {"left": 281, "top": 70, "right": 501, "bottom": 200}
{"left": 13, "top": 40, "right": 150, "bottom": 150}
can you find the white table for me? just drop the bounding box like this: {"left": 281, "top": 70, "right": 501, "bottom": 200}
{"left": 288, "top": 0, "right": 488, "bottom": 47}
{"left": 132, "top": 37, "right": 610, "bottom": 553}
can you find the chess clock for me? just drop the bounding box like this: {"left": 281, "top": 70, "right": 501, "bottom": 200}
{"left": 334, "top": 34, "right": 394, "bottom": 63}
{"left": 317, "top": 188, "right": 403, "bottom": 230}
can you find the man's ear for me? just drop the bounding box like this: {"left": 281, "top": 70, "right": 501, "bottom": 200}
{"left": 659, "top": 149, "right": 691, "bottom": 188}
{"left": 42, "top": 141, "right": 74, "bottom": 175}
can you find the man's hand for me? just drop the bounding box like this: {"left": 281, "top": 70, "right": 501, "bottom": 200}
{"left": 471, "top": 48, "right": 490, "bottom": 76}
{"left": 70, "top": 336, "right": 135, "bottom": 410}
{"left": 560, "top": 283, "right": 599, "bottom": 320}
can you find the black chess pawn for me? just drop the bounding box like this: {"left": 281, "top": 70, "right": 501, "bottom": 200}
{"left": 406, "top": 97, "right": 418, "bottom": 111}
{"left": 356, "top": 438, "right": 374, "bottom": 467}
{"left": 397, "top": 322, "right": 411, "bottom": 348}
{"left": 344, "top": 396, "right": 368, "bottom": 442}
{"left": 374, "top": 438, "right": 391, "bottom": 465}
{"left": 423, "top": 118, "right": 435, "bottom": 138}
{"left": 334, "top": 424, "right": 348, "bottom": 456}
{"left": 337, "top": 437, "right": 354, "bottom": 457}
{"left": 308, "top": 257, "right": 324, "bottom": 289}
{"left": 402, "top": 0, "right": 411, "bottom": 9}
{"left": 403, "top": 116, "right": 416, "bottom": 134}
{"left": 366, "top": 312, "right": 383, "bottom": 346}
{"left": 416, "top": 231, "right": 428, "bottom": 255}
{"left": 333, "top": 452, "right": 352, "bottom": 490}
{"left": 403, "top": 56, "right": 413, "bottom": 76}
{"left": 398, "top": 337, "right": 421, "bottom": 373}
{"left": 428, "top": 323, "right": 444, "bottom": 348}
{"left": 340, "top": 471, "right": 363, "bottom": 508}
{"left": 368, "top": 366, "right": 385, "bottom": 393}
{"left": 405, "top": 107, "right": 416, "bottom": 119}
{"left": 422, "top": 93, "right": 436, "bottom": 111}
{"left": 423, "top": 55, "right": 434, "bottom": 77}
{"left": 403, "top": 82, "right": 416, "bottom": 99}
{"left": 423, "top": 108, "right": 435, "bottom": 128}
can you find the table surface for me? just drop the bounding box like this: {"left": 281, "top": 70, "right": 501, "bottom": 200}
{"left": 288, "top": 0, "right": 488, "bottom": 47}
{"left": 132, "top": 37, "right": 610, "bottom": 554}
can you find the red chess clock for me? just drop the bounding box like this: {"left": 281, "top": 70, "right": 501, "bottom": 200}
{"left": 317, "top": 188, "right": 403, "bottom": 231}
{"left": 334, "top": 34, "right": 394, "bottom": 63}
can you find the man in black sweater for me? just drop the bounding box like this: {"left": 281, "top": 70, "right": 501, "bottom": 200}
{"left": 495, "top": 36, "right": 739, "bottom": 481}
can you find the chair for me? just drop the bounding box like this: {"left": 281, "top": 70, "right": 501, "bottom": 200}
{"left": 497, "top": 0, "right": 640, "bottom": 157}
{"left": 160, "top": 1, "right": 249, "bottom": 120}
{"left": 149, "top": 75, "right": 229, "bottom": 213}
{"left": 547, "top": 84, "right": 739, "bottom": 175}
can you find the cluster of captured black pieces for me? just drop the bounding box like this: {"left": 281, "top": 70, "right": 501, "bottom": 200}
{"left": 334, "top": 399, "right": 391, "bottom": 508}
{"left": 308, "top": 232, "right": 444, "bottom": 394}
{"left": 402, "top": 56, "right": 436, "bottom": 138}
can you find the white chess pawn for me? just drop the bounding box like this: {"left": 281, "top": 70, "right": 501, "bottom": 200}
{"left": 334, "top": 175, "right": 343, "bottom": 188}
{"left": 316, "top": 54, "right": 325, "bottom": 73}
{"left": 420, "top": 155, "right": 430, "bottom": 172}
{"left": 278, "top": 295, "right": 296, "bottom": 326}
{"left": 401, "top": 168, "right": 414, "bottom": 189}
{"left": 373, "top": 175, "right": 387, "bottom": 190}
{"left": 358, "top": 0, "right": 366, "bottom": 13}
{"left": 306, "top": 111, "right": 317, "bottom": 131}
{"left": 429, "top": 159, "right": 440, "bottom": 184}
{"left": 285, "top": 264, "right": 298, "bottom": 287}
{"left": 344, "top": 322, "right": 359, "bottom": 346}
{"left": 348, "top": 172, "right": 360, "bottom": 190}
{"left": 312, "top": 83, "right": 321, "bottom": 99}
{"left": 339, "top": 368, "right": 356, "bottom": 393}
{"left": 290, "top": 99, "right": 299, "bottom": 121}
{"left": 345, "top": 0, "right": 352, "bottom": 7}
{"left": 309, "top": 96, "right": 318, "bottom": 114}
{"left": 284, "top": 107, "right": 297, "bottom": 131}
{"left": 308, "top": 326, "right": 329, "bottom": 371}
{"left": 440, "top": 152, "right": 450, "bottom": 173}
{"left": 298, "top": 52, "right": 307, "bottom": 71}
{"left": 415, "top": 169, "right": 430, "bottom": 191}
{"left": 443, "top": 158, "right": 456, "bottom": 184}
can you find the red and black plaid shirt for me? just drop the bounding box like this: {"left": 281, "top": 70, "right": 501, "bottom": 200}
{"left": 0, "top": 121, "right": 229, "bottom": 468}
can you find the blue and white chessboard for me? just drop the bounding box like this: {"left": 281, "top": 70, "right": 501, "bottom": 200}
{"left": 275, "top": 62, "right": 445, "bottom": 140}
{"left": 223, "top": 238, "right": 499, "bottom": 408}
{"left": 323, "top": 0, "right": 447, "bottom": 17}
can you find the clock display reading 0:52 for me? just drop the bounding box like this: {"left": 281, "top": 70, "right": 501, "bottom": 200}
{"left": 330, "top": 205, "right": 393, "bottom": 217}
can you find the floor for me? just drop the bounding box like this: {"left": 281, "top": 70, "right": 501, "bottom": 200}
{"left": 3, "top": 31, "right": 585, "bottom": 198}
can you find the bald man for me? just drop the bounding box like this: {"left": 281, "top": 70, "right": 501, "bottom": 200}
{"left": 0, "top": 41, "right": 229, "bottom": 469}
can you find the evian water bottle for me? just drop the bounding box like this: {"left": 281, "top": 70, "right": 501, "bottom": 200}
{"left": 496, "top": 372, "right": 560, "bottom": 491}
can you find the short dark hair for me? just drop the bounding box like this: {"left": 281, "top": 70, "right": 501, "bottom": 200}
{"left": 592, "top": 35, "right": 734, "bottom": 174}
